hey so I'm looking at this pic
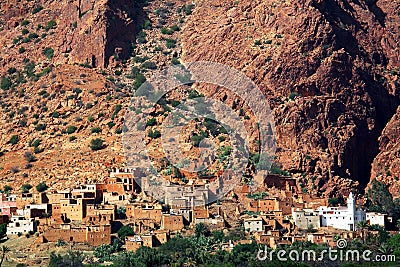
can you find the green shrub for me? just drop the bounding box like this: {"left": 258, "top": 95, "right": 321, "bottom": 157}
{"left": 3, "top": 185, "right": 12, "bottom": 193}
{"left": 1, "top": 76, "right": 12, "bottom": 90}
{"left": 24, "top": 151, "right": 36, "bottom": 162}
{"left": 28, "top": 33, "right": 39, "bottom": 39}
{"left": 8, "top": 135, "right": 19, "bottom": 145}
{"left": 66, "top": 125, "right": 77, "bottom": 134}
{"left": 42, "top": 47, "right": 54, "bottom": 59}
{"left": 69, "top": 136, "right": 77, "bottom": 141}
{"left": 107, "top": 121, "right": 116, "bottom": 129}
{"left": 182, "top": 4, "right": 194, "bottom": 15}
{"left": 143, "top": 20, "right": 151, "bottom": 30}
{"left": 191, "top": 135, "right": 204, "bottom": 147}
{"left": 91, "top": 127, "right": 102, "bottom": 134}
{"left": 171, "top": 100, "right": 180, "bottom": 107}
{"left": 36, "top": 182, "right": 48, "bottom": 192}
{"left": 35, "top": 124, "right": 46, "bottom": 131}
{"left": 90, "top": 138, "right": 104, "bottom": 151}
{"left": 45, "top": 20, "right": 56, "bottom": 31}
{"left": 32, "top": 6, "right": 43, "bottom": 14}
{"left": 21, "top": 184, "right": 32, "bottom": 193}
{"left": 29, "top": 138, "right": 41, "bottom": 147}
{"left": 18, "top": 47, "right": 26, "bottom": 54}
{"left": 113, "top": 104, "right": 122, "bottom": 117}
{"left": 288, "top": 91, "right": 300, "bottom": 100}
{"left": 148, "top": 129, "right": 161, "bottom": 139}
{"left": 50, "top": 111, "right": 60, "bottom": 118}
{"left": 21, "top": 28, "right": 29, "bottom": 35}
{"left": 161, "top": 28, "right": 173, "bottom": 35}
{"left": 165, "top": 38, "right": 177, "bottom": 48}
{"left": 133, "top": 73, "right": 146, "bottom": 90}
{"left": 21, "top": 20, "right": 30, "bottom": 26}
{"left": 171, "top": 57, "right": 180, "bottom": 65}
{"left": 170, "top": 25, "right": 179, "bottom": 31}
{"left": 141, "top": 61, "right": 157, "bottom": 70}
{"left": 146, "top": 118, "right": 157, "bottom": 126}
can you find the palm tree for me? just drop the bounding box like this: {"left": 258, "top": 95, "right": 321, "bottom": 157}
{"left": 378, "top": 243, "right": 393, "bottom": 256}
{"left": 356, "top": 221, "right": 369, "bottom": 244}
{"left": 0, "top": 246, "right": 10, "bottom": 267}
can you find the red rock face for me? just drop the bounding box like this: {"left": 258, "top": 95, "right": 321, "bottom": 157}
{"left": 1, "top": 0, "right": 139, "bottom": 68}
{"left": 370, "top": 106, "right": 400, "bottom": 196}
{"left": 182, "top": 0, "right": 400, "bottom": 196}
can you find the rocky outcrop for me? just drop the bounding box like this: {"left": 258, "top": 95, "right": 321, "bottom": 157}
{"left": 182, "top": 0, "right": 400, "bottom": 196}
{"left": 370, "top": 106, "right": 400, "bottom": 195}
{"left": 1, "top": 0, "right": 140, "bottom": 68}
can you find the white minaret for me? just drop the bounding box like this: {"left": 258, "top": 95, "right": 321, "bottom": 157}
{"left": 347, "top": 192, "right": 356, "bottom": 230}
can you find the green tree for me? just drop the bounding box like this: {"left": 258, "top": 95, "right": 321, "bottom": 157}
{"left": 20, "top": 184, "right": 32, "bottom": 193}
{"left": 2, "top": 186, "right": 12, "bottom": 193}
{"left": 48, "top": 250, "right": 84, "bottom": 267}
{"left": 195, "top": 222, "right": 209, "bottom": 238}
{"left": 36, "top": 182, "right": 48, "bottom": 192}
{"left": 118, "top": 225, "right": 134, "bottom": 241}
{"left": 367, "top": 179, "right": 399, "bottom": 219}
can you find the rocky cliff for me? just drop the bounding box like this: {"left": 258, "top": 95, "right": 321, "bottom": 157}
{"left": 182, "top": 0, "right": 400, "bottom": 196}
{"left": 0, "top": 0, "right": 399, "bottom": 197}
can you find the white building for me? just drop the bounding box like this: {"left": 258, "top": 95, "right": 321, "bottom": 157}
{"left": 317, "top": 193, "right": 366, "bottom": 231}
{"left": 244, "top": 216, "right": 264, "bottom": 232}
{"left": 366, "top": 212, "right": 387, "bottom": 227}
{"left": 6, "top": 215, "right": 36, "bottom": 235}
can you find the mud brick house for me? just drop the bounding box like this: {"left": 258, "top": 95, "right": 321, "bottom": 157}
{"left": 125, "top": 230, "right": 170, "bottom": 252}
{"left": 248, "top": 198, "right": 281, "bottom": 213}
{"left": 194, "top": 217, "right": 225, "bottom": 228}
{"left": 263, "top": 175, "right": 297, "bottom": 192}
{"left": 16, "top": 192, "right": 49, "bottom": 209}
{"left": 86, "top": 204, "right": 116, "bottom": 221}
{"left": 126, "top": 235, "right": 154, "bottom": 252}
{"left": 71, "top": 184, "right": 103, "bottom": 204}
{"left": 292, "top": 208, "right": 320, "bottom": 230}
{"left": 59, "top": 198, "right": 91, "bottom": 221}
{"left": 41, "top": 223, "right": 111, "bottom": 246}
{"left": 0, "top": 194, "right": 17, "bottom": 217}
{"left": 47, "top": 190, "right": 71, "bottom": 204}
{"left": 83, "top": 213, "right": 113, "bottom": 225}
{"left": 165, "top": 185, "right": 208, "bottom": 209}
{"left": 161, "top": 214, "right": 184, "bottom": 231}
{"left": 126, "top": 203, "right": 162, "bottom": 223}
{"left": 105, "top": 168, "right": 141, "bottom": 195}
{"left": 192, "top": 206, "right": 209, "bottom": 222}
